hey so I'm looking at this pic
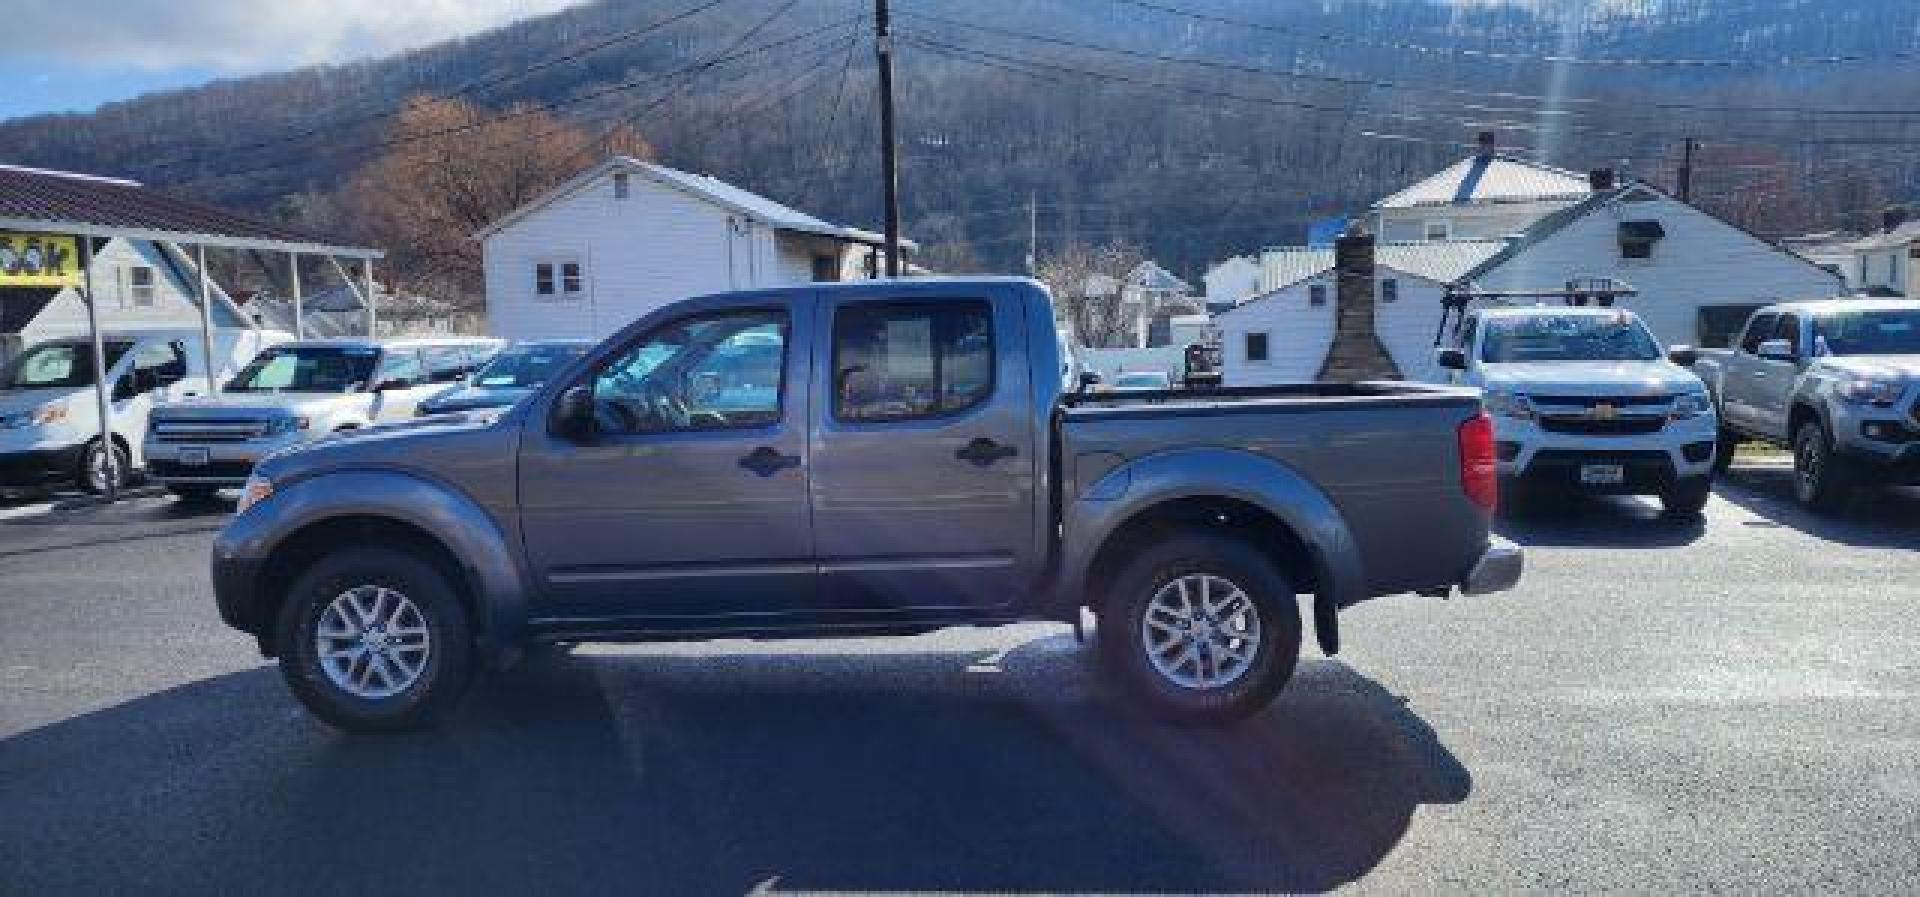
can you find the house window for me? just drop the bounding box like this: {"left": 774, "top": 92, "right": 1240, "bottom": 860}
{"left": 1381, "top": 278, "right": 1399, "bottom": 303}
{"left": 533, "top": 259, "right": 584, "bottom": 300}
{"left": 1244, "top": 331, "right": 1270, "bottom": 362}
{"left": 1424, "top": 221, "right": 1452, "bottom": 241}
{"left": 124, "top": 265, "right": 155, "bottom": 307}
{"left": 1308, "top": 284, "right": 1327, "bottom": 307}
{"left": 1619, "top": 220, "right": 1665, "bottom": 260}
{"left": 613, "top": 172, "right": 630, "bottom": 199}
{"left": 812, "top": 254, "right": 840, "bottom": 282}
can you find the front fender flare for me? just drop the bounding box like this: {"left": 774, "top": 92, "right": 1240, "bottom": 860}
{"left": 212, "top": 468, "right": 529, "bottom": 659}
{"left": 1054, "top": 447, "right": 1366, "bottom": 612}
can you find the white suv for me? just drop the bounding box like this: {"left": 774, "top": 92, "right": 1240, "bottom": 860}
{"left": 1438, "top": 306, "right": 1718, "bottom": 516}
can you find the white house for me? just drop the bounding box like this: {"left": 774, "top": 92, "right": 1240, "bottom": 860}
{"left": 1454, "top": 180, "right": 1847, "bottom": 351}
{"left": 1780, "top": 230, "right": 1861, "bottom": 286}
{"left": 1370, "top": 132, "right": 1592, "bottom": 244}
{"left": 1218, "top": 240, "right": 1505, "bottom": 385}
{"left": 477, "top": 156, "right": 912, "bottom": 341}
{"left": 1201, "top": 254, "right": 1260, "bottom": 307}
{"left": 1845, "top": 218, "right": 1919, "bottom": 297}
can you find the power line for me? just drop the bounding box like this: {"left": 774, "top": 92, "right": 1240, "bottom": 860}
{"left": 1108, "top": 0, "right": 1920, "bottom": 69}
{"left": 180, "top": 16, "right": 860, "bottom": 187}
{"left": 147, "top": 0, "right": 739, "bottom": 174}
{"left": 897, "top": 7, "right": 1920, "bottom": 119}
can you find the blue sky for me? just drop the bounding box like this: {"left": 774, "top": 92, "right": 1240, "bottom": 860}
{"left": 0, "top": 0, "right": 579, "bottom": 122}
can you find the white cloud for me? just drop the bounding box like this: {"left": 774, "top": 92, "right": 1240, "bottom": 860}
{"left": 1, "top": 0, "right": 582, "bottom": 72}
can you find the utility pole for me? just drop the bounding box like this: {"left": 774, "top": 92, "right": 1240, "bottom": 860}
{"left": 1678, "top": 137, "right": 1697, "bottom": 203}
{"left": 874, "top": 0, "right": 902, "bottom": 277}
{"left": 1026, "top": 191, "right": 1038, "bottom": 273}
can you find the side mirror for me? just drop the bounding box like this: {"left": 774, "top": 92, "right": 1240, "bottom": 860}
{"left": 1077, "top": 371, "right": 1102, "bottom": 392}
{"left": 1436, "top": 348, "right": 1467, "bottom": 371}
{"left": 1667, "top": 345, "right": 1699, "bottom": 367}
{"left": 1755, "top": 339, "right": 1796, "bottom": 362}
{"left": 550, "top": 384, "right": 595, "bottom": 441}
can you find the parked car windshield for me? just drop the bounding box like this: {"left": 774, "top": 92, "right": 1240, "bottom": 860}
{"left": 1813, "top": 309, "right": 1920, "bottom": 356}
{"left": 473, "top": 343, "right": 587, "bottom": 388}
{"left": 0, "top": 340, "right": 132, "bottom": 389}
{"left": 226, "top": 346, "right": 380, "bottom": 393}
{"left": 1480, "top": 314, "right": 1662, "bottom": 363}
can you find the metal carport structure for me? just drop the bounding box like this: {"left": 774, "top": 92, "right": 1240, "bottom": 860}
{"left": 0, "top": 164, "right": 383, "bottom": 501}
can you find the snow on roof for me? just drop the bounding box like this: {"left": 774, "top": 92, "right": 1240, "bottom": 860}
{"left": 1373, "top": 153, "right": 1592, "bottom": 210}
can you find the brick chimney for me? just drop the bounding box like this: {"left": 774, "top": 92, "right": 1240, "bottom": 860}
{"left": 1317, "top": 224, "right": 1402, "bottom": 382}
{"left": 1588, "top": 167, "right": 1616, "bottom": 192}
{"left": 1476, "top": 131, "right": 1497, "bottom": 157}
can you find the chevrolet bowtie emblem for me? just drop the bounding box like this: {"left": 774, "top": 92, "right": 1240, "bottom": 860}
{"left": 1589, "top": 403, "right": 1619, "bottom": 421}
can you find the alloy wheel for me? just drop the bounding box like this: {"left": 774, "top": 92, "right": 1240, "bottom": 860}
{"left": 1139, "top": 573, "right": 1263, "bottom": 689}
{"left": 315, "top": 585, "right": 432, "bottom": 700}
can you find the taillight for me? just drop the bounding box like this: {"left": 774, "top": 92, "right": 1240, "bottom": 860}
{"left": 1458, "top": 412, "right": 1498, "bottom": 514}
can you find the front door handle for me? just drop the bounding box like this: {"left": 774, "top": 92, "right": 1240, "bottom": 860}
{"left": 738, "top": 446, "right": 801, "bottom": 477}
{"left": 955, "top": 437, "right": 1018, "bottom": 466}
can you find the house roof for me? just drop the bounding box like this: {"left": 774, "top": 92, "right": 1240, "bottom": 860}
{"left": 476, "top": 156, "right": 915, "bottom": 249}
{"left": 1128, "top": 260, "right": 1191, "bottom": 293}
{"left": 1373, "top": 153, "right": 1592, "bottom": 210}
{"left": 1255, "top": 239, "right": 1509, "bottom": 296}
{"left": 1847, "top": 220, "right": 1920, "bottom": 251}
{"left": 0, "top": 163, "right": 377, "bottom": 257}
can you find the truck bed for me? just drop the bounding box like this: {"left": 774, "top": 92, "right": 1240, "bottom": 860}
{"left": 1057, "top": 381, "right": 1490, "bottom": 600}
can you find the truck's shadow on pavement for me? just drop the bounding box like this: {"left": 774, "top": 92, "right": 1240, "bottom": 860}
{"left": 0, "top": 634, "right": 1467, "bottom": 895}
{"left": 1713, "top": 465, "right": 1920, "bottom": 548}
{"left": 1494, "top": 490, "right": 1707, "bottom": 547}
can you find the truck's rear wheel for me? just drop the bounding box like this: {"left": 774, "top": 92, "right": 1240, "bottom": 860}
{"left": 1792, "top": 422, "right": 1854, "bottom": 513}
{"left": 276, "top": 546, "right": 475, "bottom": 731}
{"left": 1098, "top": 533, "right": 1301, "bottom": 724}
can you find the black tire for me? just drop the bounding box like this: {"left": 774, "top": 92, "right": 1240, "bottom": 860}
{"left": 75, "top": 438, "right": 129, "bottom": 495}
{"left": 1792, "top": 421, "right": 1854, "bottom": 513}
{"left": 1660, "top": 477, "right": 1712, "bottom": 518}
{"left": 1710, "top": 426, "right": 1738, "bottom": 475}
{"left": 167, "top": 485, "right": 221, "bottom": 504}
{"left": 1096, "top": 532, "right": 1302, "bottom": 725}
{"left": 276, "top": 546, "right": 475, "bottom": 731}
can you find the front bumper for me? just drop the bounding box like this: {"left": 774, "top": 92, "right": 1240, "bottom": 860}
{"left": 1495, "top": 413, "right": 1717, "bottom": 494}
{"left": 1461, "top": 537, "right": 1524, "bottom": 596}
{"left": 143, "top": 431, "right": 308, "bottom": 487}
{"left": 0, "top": 444, "right": 85, "bottom": 485}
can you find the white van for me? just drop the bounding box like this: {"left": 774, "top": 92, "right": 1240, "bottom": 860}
{"left": 0, "top": 328, "right": 288, "bottom": 493}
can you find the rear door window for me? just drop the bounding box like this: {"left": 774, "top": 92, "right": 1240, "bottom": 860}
{"left": 833, "top": 301, "right": 994, "bottom": 422}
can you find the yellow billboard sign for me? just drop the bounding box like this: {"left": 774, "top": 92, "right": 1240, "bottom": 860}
{"left": 0, "top": 232, "right": 83, "bottom": 288}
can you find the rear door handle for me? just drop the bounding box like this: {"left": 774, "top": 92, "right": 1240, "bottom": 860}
{"left": 955, "top": 437, "right": 1018, "bottom": 466}
{"left": 738, "top": 446, "right": 801, "bottom": 477}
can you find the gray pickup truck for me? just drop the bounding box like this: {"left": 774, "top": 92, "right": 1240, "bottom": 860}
{"left": 211, "top": 278, "right": 1521, "bottom": 730}
{"left": 1695, "top": 299, "right": 1920, "bottom": 511}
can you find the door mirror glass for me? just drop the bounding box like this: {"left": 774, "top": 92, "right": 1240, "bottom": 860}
{"left": 1667, "top": 345, "right": 1699, "bottom": 367}
{"left": 1436, "top": 347, "right": 1468, "bottom": 370}
{"left": 1755, "top": 338, "right": 1796, "bottom": 362}
{"left": 551, "top": 384, "right": 596, "bottom": 440}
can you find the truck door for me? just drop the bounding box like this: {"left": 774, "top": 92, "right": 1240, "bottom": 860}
{"left": 1751, "top": 312, "right": 1803, "bottom": 439}
{"left": 518, "top": 296, "right": 816, "bottom": 618}
{"left": 809, "top": 290, "right": 1038, "bottom": 613}
{"left": 1721, "top": 311, "right": 1777, "bottom": 432}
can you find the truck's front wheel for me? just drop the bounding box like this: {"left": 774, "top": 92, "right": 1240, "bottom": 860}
{"left": 1793, "top": 421, "right": 1855, "bottom": 513}
{"left": 1098, "top": 533, "right": 1301, "bottom": 724}
{"left": 276, "top": 546, "right": 476, "bottom": 731}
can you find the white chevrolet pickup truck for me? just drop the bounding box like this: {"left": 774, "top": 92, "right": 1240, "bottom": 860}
{"left": 1437, "top": 306, "right": 1718, "bottom": 516}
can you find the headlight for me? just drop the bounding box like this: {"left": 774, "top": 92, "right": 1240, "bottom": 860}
{"left": 236, "top": 475, "right": 274, "bottom": 514}
{"left": 0, "top": 404, "right": 69, "bottom": 429}
{"left": 1669, "top": 392, "right": 1711, "bottom": 420}
{"left": 1482, "top": 390, "right": 1534, "bottom": 420}
{"left": 1838, "top": 378, "right": 1908, "bottom": 407}
{"left": 261, "top": 416, "right": 311, "bottom": 436}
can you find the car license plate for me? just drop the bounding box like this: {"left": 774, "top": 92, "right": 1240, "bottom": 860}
{"left": 1579, "top": 463, "right": 1624, "bottom": 486}
{"left": 179, "top": 447, "right": 210, "bottom": 466}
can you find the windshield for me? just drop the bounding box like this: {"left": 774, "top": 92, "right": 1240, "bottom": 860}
{"left": 227, "top": 346, "right": 380, "bottom": 393}
{"left": 0, "top": 341, "right": 131, "bottom": 389}
{"left": 1480, "top": 314, "right": 1662, "bottom": 363}
{"left": 473, "top": 344, "right": 587, "bottom": 388}
{"left": 1813, "top": 310, "right": 1920, "bottom": 356}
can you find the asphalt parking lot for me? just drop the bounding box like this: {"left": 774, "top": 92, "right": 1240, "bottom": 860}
{"left": 2, "top": 465, "right": 1917, "bottom": 894}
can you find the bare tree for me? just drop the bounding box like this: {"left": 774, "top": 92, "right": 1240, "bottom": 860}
{"left": 1038, "top": 241, "right": 1147, "bottom": 349}
{"left": 336, "top": 96, "right": 653, "bottom": 309}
